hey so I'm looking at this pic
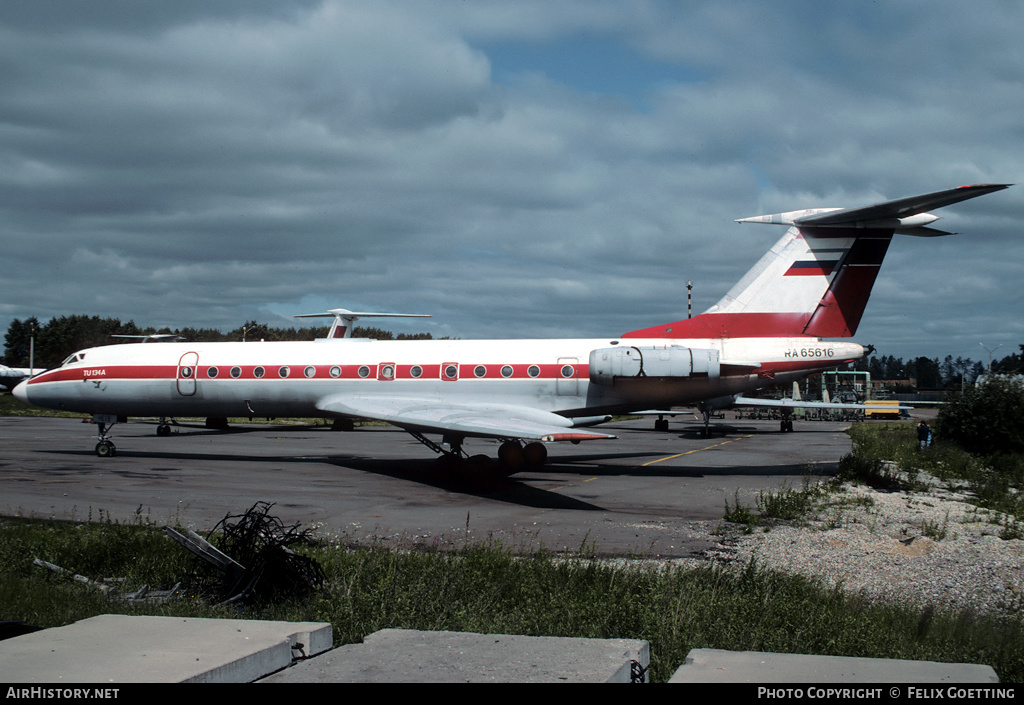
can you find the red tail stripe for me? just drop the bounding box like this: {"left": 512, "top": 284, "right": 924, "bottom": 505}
{"left": 623, "top": 312, "right": 815, "bottom": 339}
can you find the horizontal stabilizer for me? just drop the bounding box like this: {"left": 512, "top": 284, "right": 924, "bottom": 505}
{"left": 737, "top": 184, "right": 1010, "bottom": 231}
{"left": 794, "top": 183, "right": 1010, "bottom": 226}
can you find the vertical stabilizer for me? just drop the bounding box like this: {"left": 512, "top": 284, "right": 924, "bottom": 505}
{"left": 623, "top": 184, "right": 1009, "bottom": 340}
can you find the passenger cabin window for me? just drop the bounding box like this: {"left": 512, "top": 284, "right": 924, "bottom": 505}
{"left": 278, "top": 366, "right": 290, "bottom": 378}
{"left": 501, "top": 365, "right": 513, "bottom": 378}
{"left": 329, "top": 366, "right": 341, "bottom": 378}
{"left": 253, "top": 366, "right": 265, "bottom": 378}
{"left": 207, "top": 367, "right": 219, "bottom": 378}
{"left": 527, "top": 365, "right": 540, "bottom": 378}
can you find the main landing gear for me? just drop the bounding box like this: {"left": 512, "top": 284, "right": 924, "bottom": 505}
{"left": 410, "top": 432, "right": 548, "bottom": 477}
{"left": 697, "top": 405, "right": 715, "bottom": 438}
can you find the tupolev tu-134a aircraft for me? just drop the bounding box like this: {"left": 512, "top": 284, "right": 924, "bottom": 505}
{"left": 14, "top": 184, "right": 1010, "bottom": 469}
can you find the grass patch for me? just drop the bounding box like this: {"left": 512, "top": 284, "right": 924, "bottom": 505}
{"left": 847, "top": 423, "right": 1024, "bottom": 522}
{"left": 723, "top": 473, "right": 835, "bottom": 531}
{"left": 3, "top": 517, "right": 1022, "bottom": 682}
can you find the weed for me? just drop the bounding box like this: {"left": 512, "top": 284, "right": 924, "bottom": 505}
{"left": 998, "top": 517, "right": 1024, "bottom": 541}
{"left": 921, "top": 512, "right": 950, "bottom": 541}
{"left": 723, "top": 490, "right": 760, "bottom": 531}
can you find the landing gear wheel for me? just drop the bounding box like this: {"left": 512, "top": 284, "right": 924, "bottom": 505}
{"left": 654, "top": 418, "right": 669, "bottom": 432}
{"left": 95, "top": 440, "right": 116, "bottom": 457}
{"left": 156, "top": 424, "right": 171, "bottom": 436}
{"left": 522, "top": 442, "right": 548, "bottom": 466}
{"left": 498, "top": 441, "right": 523, "bottom": 467}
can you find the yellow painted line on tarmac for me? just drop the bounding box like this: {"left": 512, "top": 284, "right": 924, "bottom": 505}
{"left": 641, "top": 434, "right": 755, "bottom": 467}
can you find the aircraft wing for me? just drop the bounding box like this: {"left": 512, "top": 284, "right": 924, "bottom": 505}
{"left": 315, "top": 395, "right": 615, "bottom": 442}
{"left": 732, "top": 396, "right": 913, "bottom": 411}
{"left": 634, "top": 395, "right": 911, "bottom": 414}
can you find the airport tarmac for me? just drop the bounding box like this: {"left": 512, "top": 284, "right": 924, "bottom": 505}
{"left": 0, "top": 414, "right": 860, "bottom": 557}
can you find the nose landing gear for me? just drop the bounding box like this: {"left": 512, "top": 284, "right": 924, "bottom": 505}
{"left": 92, "top": 414, "right": 118, "bottom": 457}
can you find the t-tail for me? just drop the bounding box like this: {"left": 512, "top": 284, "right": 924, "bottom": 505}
{"left": 624, "top": 184, "right": 1010, "bottom": 339}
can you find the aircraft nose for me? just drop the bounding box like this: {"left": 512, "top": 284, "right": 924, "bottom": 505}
{"left": 12, "top": 380, "right": 29, "bottom": 404}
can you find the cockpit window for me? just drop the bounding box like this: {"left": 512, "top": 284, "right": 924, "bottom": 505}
{"left": 61, "top": 353, "right": 85, "bottom": 366}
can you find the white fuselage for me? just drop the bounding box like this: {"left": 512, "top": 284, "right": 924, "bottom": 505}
{"left": 17, "top": 336, "right": 865, "bottom": 423}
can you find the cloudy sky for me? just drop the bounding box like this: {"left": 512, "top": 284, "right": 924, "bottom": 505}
{"left": 2, "top": 0, "right": 1021, "bottom": 363}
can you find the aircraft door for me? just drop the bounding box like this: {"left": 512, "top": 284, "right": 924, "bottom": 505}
{"left": 177, "top": 352, "right": 199, "bottom": 396}
{"left": 557, "top": 357, "right": 579, "bottom": 396}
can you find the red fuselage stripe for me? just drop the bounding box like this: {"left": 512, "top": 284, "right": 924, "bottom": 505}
{"left": 29, "top": 363, "right": 590, "bottom": 384}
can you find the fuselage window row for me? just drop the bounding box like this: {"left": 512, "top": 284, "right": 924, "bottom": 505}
{"left": 190, "top": 363, "right": 579, "bottom": 380}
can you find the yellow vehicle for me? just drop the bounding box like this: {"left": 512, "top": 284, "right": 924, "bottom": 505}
{"left": 864, "top": 400, "right": 903, "bottom": 419}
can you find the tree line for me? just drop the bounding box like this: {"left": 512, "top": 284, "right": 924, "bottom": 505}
{"left": 2, "top": 315, "right": 432, "bottom": 370}
{"left": 851, "top": 348, "right": 1024, "bottom": 391}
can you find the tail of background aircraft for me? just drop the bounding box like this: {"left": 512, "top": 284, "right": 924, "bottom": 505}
{"left": 623, "top": 184, "right": 1009, "bottom": 340}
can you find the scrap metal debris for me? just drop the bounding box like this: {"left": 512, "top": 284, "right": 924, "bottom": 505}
{"left": 165, "top": 501, "right": 325, "bottom": 605}
{"left": 31, "top": 558, "right": 181, "bottom": 602}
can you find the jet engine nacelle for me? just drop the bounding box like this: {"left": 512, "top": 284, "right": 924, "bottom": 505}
{"left": 589, "top": 345, "right": 720, "bottom": 386}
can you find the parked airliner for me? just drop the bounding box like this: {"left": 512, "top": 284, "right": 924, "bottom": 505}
{"left": 14, "top": 184, "right": 1009, "bottom": 470}
{"left": 0, "top": 364, "right": 36, "bottom": 392}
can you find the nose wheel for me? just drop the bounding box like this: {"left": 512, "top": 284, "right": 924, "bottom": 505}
{"left": 92, "top": 414, "right": 118, "bottom": 457}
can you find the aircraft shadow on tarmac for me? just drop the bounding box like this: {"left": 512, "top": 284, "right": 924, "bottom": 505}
{"left": 542, "top": 457, "right": 840, "bottom": 480}
{"left": 323, "top": 456, "right": 607, "bottom": 511}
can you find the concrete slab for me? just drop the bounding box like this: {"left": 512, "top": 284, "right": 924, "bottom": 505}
{"left": 669, "top": 649, "right": 999, "bottom": 683}
{"left": 261, "top": 629, "right": 650, "bottom": 683}
{"left": 0, "top": 614, "right": 332, "bottom": 683}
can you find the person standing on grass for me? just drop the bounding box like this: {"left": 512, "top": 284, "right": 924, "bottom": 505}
{"left": 918, "top": 421, "right": 931, "bottom": 449}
